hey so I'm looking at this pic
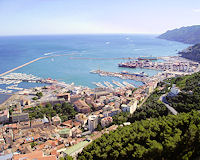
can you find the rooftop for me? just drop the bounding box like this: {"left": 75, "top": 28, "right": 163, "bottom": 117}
{"left": 63, "top": 141, "right": 89, "bottom": 156}
{"left": 59, "top": 128, "right": 71, "bottom": 135}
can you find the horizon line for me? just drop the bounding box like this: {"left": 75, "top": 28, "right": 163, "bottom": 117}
{"left": 0, "top": 32, "right": 160, "bottom": 37}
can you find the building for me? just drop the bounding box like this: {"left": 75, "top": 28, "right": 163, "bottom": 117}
{"left": 145, "top": 85, "right": 154, "bottom": 94}
{"left": 127, "top": 100, "right": 138, "bottom": 114}
{"left": 71, "top": 127, "right": 82, "bottom": 138}
{"left": 121, "top": 99, "right": 137, "bottom": 114}
{"left": 20, "top": 99, "right": 31, "bottom": 106}
{"left": 0, "top": 153, "right": 13, "bottom": 160}
{"left": 93, "top": 88, "right": 110, "bottom": 99}
{"left": 52, "top": 115, "right": 61, "bottom": 126}
{"left": 75, "top": 113, "right": 88, "bottom": 126}
{"left": 74, "top": 100, "right": 91, "bottom": 113}
{"left": 170, "top": 84, "right": 180, "bottom": 96}
{"left": 102, "top": 105, "right": 113, "bottom": 112}
{"left": 101, "top": 117, "right": 113, "bottom": 128}
{"left": 57, "top": 93, "right": 70, "bottom": 101}
{"left": 62, "top": 141, "right": 90, "bottom": 157}
{"left": 59, "top": 128, "right": 72, "bottom": 138}
{"left": 88, "top": 115, "right": 98, "bottom": 132}
{"left": 0, "top": 109, "right": 9, "bottom": 123}
{"left": 12, "top": 112, "right": 29, "bottom": 123}
{"left": 70, "top": 95, "right": 82, "bottom": 103}
{"left": 13, "top": 151, "right": 56, "bottom": 160}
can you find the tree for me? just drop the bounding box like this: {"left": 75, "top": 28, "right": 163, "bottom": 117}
{"left": 78, "top": 111, "right": 200, "bottom": 160}
{"left": 36, "top": 92, "right": 43, "bottom": 99}
{"left": 96, "top": 124, "right": 103, "bottom": 131}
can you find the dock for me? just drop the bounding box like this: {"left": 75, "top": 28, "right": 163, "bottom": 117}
{"left": 122, "top": 81, "right": 135, "bottom": 88}
{"left": 91, "top": 70, "right": 148, "bottom": 83}
{"left": 92, "top": 82, "right": 105, "bottom": 88}
{"left": 112, "top": 80, "right": 125, "bottom": 88}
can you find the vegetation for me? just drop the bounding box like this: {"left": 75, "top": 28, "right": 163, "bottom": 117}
{"left": 78, "top": 72, "right": 200, "bottom": 160}
{"left": 36, "top": 92, "right": 43, "bottom": 99}
{"left": 32, "top": 97, "right": 38, "bottom": 100}
{"left": 158, "top": 25, "right": 200, "bottom": 44}
{"left": 167, "top": 72, "right": 200, "bottom": 113}
{"left": 78, "top": 111, "right": 200, "bottom": 160}
{"left": 96, "top": 124, "right": 103, "bottom": 131}
{"left": 30, "top": 142, "right": 38, "bottom": 148}
{"left": 178, "top": 43, "right": 200, "bottom": 62}
{"left": 24, "top": 102, "right": 77, "bottom": 121}
{"left": 60, "top": 155, "right": 73, "bottom": 160}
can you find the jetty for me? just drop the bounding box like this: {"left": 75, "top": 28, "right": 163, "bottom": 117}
{"left": 103, "top": 81, "right": 114, "bottom": 89}
{"left": 112, "top": 80, "right": 125, "bottom": 88}
{"left": 0, "top": 57, "right": 44, "bottom": 77}
{"left": 0, "top": 53, "right": 76, "bottom": 77}
{"left": 69, "top": 57, "right": 137, "bottom": 60}
{"left": 122, "top": 81, "right": 135, "bottom": 88}
{"left": 92, "top": 82, "right": 105, "bottom": 88}
{"left": 91, "top": 70, "right": 148, "bottom": 83}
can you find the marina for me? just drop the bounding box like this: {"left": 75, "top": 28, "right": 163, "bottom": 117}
{"left": 0, "top": 73, "right": 47, "bottom": 94}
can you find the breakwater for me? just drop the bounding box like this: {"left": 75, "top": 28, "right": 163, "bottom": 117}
{"left": 0, "top": 53, "right": 75, "bottom": 77}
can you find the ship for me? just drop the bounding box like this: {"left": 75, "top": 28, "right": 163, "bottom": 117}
{"left": 118, "top": 63, "right": 136, "bottom": 68}
{"left": 121, "top": 71, "right": 148, "bottom": 77}
{"left": 138, "top": 56, "right": 157, "bottom": 61}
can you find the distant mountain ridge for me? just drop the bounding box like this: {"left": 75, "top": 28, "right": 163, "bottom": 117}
{"left": 158, "top": 25, "right": 200, "bottom": 44}
{"left": 179, "top": 43, "right": 200, "bottom": 62}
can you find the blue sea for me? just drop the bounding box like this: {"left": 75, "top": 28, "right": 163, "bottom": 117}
{"left": 0, "top": 34, "right": 189, "bottom": 103}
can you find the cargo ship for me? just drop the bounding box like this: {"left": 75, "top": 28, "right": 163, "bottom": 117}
{"left": 118, "top": 63, "right": 136, "bottom": 68}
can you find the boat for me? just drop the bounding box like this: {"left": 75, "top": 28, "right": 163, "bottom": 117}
{"left": 122, "top": 81, "right": 135, "bottom": 88}
{"left": 118, "top": 63, "right": 136, "bottom": 68}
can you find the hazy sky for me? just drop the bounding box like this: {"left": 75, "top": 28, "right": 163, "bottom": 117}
{"left": 0, "top": 0, "right": 200, "bottom": 35}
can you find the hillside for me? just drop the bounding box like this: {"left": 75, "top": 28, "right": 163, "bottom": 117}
{"left": 178, "top": 43, "right": 200, "bottom": 62}
{"left": 166, "top": 72, "right": 200, "bottom": 112}
{"left": 78, "top": 111, "right": 200, "bottom": 160}
{"left": 158, "top": 25, "right": 200, "bottom": 44}
{"left": 78, "top": 72, "right": 200, "bottom": 160}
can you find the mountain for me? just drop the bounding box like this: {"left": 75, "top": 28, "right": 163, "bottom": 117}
{"left": 178, "top": 43, "right": 200, "bottom": 61}
{"left": 158, "top": 25, "right": 200, "bottom": 44}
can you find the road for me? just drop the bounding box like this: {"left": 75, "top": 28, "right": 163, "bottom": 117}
{"left": 159, "top": 94, "right": 178, "bottom": 115}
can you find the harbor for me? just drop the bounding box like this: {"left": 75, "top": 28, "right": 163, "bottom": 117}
{"left": 118, "top": 56, "right": 199, "bottom": 73}
{"left": 0, "top": 73, "right": 55, "bottom": 94}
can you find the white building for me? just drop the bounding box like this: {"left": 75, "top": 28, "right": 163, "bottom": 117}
{"left": 88, "top": 115, "right": 98, "bottom": 132}
{"left": 0, "top": 110, "right": 9, "bottom": 123}
{"left": 170, "top": 84, "right": 180, "bottom": 96}
{"left": 121, "top": 99, "right": 137, "bottom": 114}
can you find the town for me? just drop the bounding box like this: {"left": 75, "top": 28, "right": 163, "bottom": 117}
{"left": 0, "top": 56, "right": 199, "bottom": 160}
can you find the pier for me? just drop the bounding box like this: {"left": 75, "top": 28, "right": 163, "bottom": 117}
{"left": 0, "top": 53, "right": 76, "bottom": 77}
{"left": 0, "top": 57, "right": 45, "bottom": 77}
{"left": 91, "top": 70, "right": 148, "bottom": 83}
{"left": 69, "top": 57, "right": 137, "bottom": 60}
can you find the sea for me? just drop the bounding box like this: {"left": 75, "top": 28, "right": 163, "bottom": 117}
{"left": 0, "top": 34, "right": 189, "bottom": 103}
